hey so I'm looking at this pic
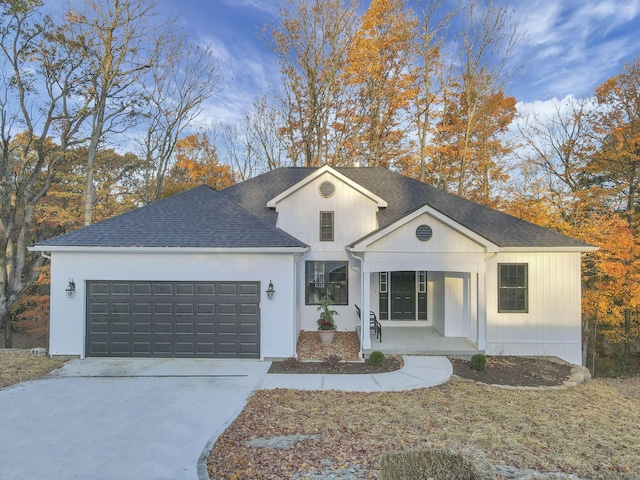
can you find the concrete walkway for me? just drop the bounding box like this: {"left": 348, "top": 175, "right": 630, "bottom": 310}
{"left": 0, "top": 356, "right": 451, "bottom": 480}
{"left": 259, "top": 355, "right": 452, "bottom": 391}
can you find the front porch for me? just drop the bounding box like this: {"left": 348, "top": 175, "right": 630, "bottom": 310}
{"left": 359, "top": 326, "right": 481, "bottom": 358}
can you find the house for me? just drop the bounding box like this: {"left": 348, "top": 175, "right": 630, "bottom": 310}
{"left": 31, "top": 166, "right": 596, "bottom": 364}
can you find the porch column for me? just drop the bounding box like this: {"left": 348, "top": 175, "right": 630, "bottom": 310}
{"left": 361, "top": 270, "right": 372, "bottom": 350}
{"left": 477, "top": 272, "right": 487, "bottom": 350}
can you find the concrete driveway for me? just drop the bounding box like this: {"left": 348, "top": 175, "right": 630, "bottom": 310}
{"left": 0, "top": 358, "right": 271, "bottom": 480}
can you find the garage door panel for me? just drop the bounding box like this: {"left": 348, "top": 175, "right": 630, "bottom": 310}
{"left": 86, "top": 281, "right": 260, "bottom": 358}
{"left": 197, "top": 303, "right": 215, "bottom": 314}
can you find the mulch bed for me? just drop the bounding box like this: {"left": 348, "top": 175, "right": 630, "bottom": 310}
{"left": 274, "top": 331, "right": 573, "bottom": 387}
{"left": 268, "top": 355, "right": 403, "bottom": 374}
{"left": 450, "top": 356, "right": 572, "bottom": 386}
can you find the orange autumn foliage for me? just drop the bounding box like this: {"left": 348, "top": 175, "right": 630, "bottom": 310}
{"left": 162, "top": 133, "right": 235, "bottom": 197}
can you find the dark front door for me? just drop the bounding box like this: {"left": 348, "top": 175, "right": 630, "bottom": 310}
{"left": 390, "top": 271, "right": 415, "bottom": 320}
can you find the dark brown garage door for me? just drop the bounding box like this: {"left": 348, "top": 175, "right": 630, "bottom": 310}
{"left": 86, "top": 281, "right": 260, "bottom": 358}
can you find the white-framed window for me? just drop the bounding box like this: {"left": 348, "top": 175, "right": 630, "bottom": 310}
{"left": 319, "top": 211, "right": 334, "bottom": 241}
{"left": 379, "top": 272, "right": 388, "bottom": 293}
{"left": 418, "top": 271, "right": 426, "bottom": 293}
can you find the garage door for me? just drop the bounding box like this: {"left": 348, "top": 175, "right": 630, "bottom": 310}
{"left": 86, "top": 281, "right": 260, "bottom": 358}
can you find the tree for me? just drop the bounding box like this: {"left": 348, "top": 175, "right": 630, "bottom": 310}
{"left": 341, "top": 0, "right": 417, "bottom": 167}
{"left": 409, "top": 0, "right": 457, "bottom": 182}
{"left": 268, "top": 0, "right": 359, "bottom": 166}
{"left": 161, "top": 133, "right": 234, "bottom": 197}
{"left": 517, "top": 97, "right": 597, "bottom": 211}
{"left": 140, "top": 37, "right": 221, "bottom": 204}
{"left": 0, "top": 0, "right": 89, "bottom": 342}
{"left": 429, "top": 0, "right": 520, "bottom": 199}
{"left": 59, "top": 0, "right": 167, "bottom": 224}
{"left": 591, "top": 57, "right": 640, "bottom": 229}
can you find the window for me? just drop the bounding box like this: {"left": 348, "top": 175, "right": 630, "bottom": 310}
{"left": 320, "top": 211, "right": 334, "bottom": 241}
{"left": 379, "top": 272, "right": 388, "bottom": 293}
{"left": 306, "top": 261, "right": 348, "bottom": 305}
{"left": 498, "top": 264, "right": 528, "bottom": 313}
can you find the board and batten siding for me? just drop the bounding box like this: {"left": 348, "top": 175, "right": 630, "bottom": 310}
{"left": 366, "top": 213, "right": 485, "bottom": 253}
{"left": 48, "top": 251, "right": 297, "bottom": 359}
{"left": 274, "top": 172, "right": 379, "bottom": 250}
{"left": 485, "top": 252, "right": 583, "bottom": 365}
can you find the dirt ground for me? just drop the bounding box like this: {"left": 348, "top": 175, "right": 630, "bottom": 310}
{"left": 208, "top": 378, "right": 640, "bottom": 480}
{"left": 0, "top": 350, "right": 66, "bottom": 389}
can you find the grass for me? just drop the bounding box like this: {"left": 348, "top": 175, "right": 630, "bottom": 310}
{"left": 208, "top": 379, "right": 640, "bottom": 479}
{"left": 0, "top": 350, "right": 66, "bottom": 389}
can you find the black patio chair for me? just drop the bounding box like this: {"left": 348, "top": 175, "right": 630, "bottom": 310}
{"left": 355, "top": 304, "right": 382, "bottom": 342}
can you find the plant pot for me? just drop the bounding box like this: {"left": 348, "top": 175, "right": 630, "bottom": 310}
{"left": 318, "top": 329, "right": 336, "bottom": 344}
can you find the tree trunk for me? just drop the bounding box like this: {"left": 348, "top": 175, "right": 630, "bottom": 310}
{"left": 623, "top": 309, "right": 631, "bottom": 374}
{"left": 3, "top": 313, "right": 12, "bottom": 348}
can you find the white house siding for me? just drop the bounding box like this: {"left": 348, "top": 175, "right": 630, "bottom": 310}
{"left": 366, "top": 213, "right": 485, "bottom": 254}
{"left": 274, "top": 171, "right": 379, "bottom": 250}
{"left": 275, "top": 172, "right": 380, "bottom": 332}
{"left": 430, "top": 272, "right": 445, "bottom": 334}
{"left": 48, "top": 251, "right": 297, "bottom": 359}
{"left": 485, "top": 252, "right": 583, "bottom": 365}
{"left": 444, "top": 273, "right": 470, "bottom": 337}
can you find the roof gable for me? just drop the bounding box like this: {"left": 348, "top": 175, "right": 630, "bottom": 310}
{"left": 350, "top": 204, "right": 499, "bottom": 252}
{"left": 266, "top": 165, "right": 387, "bottom": 208}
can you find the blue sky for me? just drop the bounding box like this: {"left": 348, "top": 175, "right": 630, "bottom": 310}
{"left": 167, "top": 0, "right": 640, "bottom": 126}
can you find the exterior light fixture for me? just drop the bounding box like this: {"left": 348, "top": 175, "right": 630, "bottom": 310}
{"left": 266, "top": 280, "right": 275, "bottom": 300}
{"left": 66, "top": 279, "right": 76, "bottom": 298}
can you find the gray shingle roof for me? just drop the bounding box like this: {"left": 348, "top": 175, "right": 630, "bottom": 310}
{"left": 36, "top": 167, "right": 592, "bottom": 250}
{"left": 35, "top": 185, "right": 307, "bottom": 248}
{"left": 222, "top": 167, "right": 593, "bottom": 249}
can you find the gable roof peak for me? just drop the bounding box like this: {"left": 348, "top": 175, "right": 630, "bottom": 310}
{"left": 266, "top": 165, "right": 388, "bottom": 208}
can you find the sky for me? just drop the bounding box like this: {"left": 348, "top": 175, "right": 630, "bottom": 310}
{"left": 165, "top": 0, "right": 640, "bottom": 128}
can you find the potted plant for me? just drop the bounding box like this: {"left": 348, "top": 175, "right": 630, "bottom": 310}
{"left": 317, "top": 295, "right": 338, "bottom": 344}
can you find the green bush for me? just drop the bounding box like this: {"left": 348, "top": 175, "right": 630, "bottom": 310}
{"left": 470, "top": 354, "right": 487, "bottom": 371}
{"left": 369, "top": 351, "right": 386, "bottom": 367}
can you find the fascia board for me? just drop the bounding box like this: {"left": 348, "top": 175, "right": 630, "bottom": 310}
{"left": 266, "top": 165, "right": 388, "bottom": 208}
{"left": 499, "top": 246, "right": 600, "bottom": 253}
{"left": 348, "top": 204, "right": 500, "bottom": 252}
{"left": 28, "top": 246, "right": 310, "bottom": 254}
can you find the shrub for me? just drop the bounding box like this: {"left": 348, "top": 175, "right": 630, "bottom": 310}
{"left": 470, "top": 354, "right": 487, "bottom": 371}
{"left": 282, "top": 357, "right": 302, "bottom": 369}
{"left": 369, "top": 351, "right": 386, "bottom": 367}
{"left": 323, "top": 354, "right": 342, "bottom": 369}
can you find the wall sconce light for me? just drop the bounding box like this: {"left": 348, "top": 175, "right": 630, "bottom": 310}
{"left": 66, "top": 279, "right": 76, "bottom": 298}
{"left": 266, "top": 280, "right": 275, "bottom": 300}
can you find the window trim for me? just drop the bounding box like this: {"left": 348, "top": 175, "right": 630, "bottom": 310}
{"left": 319, "top": 211, "right": 334, "bottom": 242}
{"left": 498, "top": 263, "right": 528, "bottom": 313}
{"left": 305, "top": 260, "right": 348, "bottom": 305}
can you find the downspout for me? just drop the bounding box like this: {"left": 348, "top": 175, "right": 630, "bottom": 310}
{"left": 39, "top": 251, "right": 52, "bottom": 260}
{"left": 349, "top": 249, "right": 366, "bottom": 358}
{"left": 292, "top": 252, "right": 306, "bottom": 359}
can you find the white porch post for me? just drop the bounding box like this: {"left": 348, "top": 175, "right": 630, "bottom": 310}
{"left": 361, "top": 270, "right": 372, "bottom": 350}
{"left": 477, "top": 272, "right": 487, "bottom": 350}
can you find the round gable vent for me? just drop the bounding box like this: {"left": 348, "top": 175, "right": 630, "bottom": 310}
{"left": 319, "top": 181, "right": 335, "bottom": 198}
{"left": 416, "top": 224, "right": 433, "bottom": 242}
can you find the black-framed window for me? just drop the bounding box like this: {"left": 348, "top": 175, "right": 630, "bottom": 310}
{"left": 320, "top": 211, "right": 334, "bottom": 241}
{"left": 498, "top": 263, "right": 528, "bottom": 313}
{"left": 305, "top": 261, "right": 348, "bottom": 305}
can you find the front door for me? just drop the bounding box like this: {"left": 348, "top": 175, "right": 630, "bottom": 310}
{"left": 390, "top": 271, "right": 415, "bottom": 320}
